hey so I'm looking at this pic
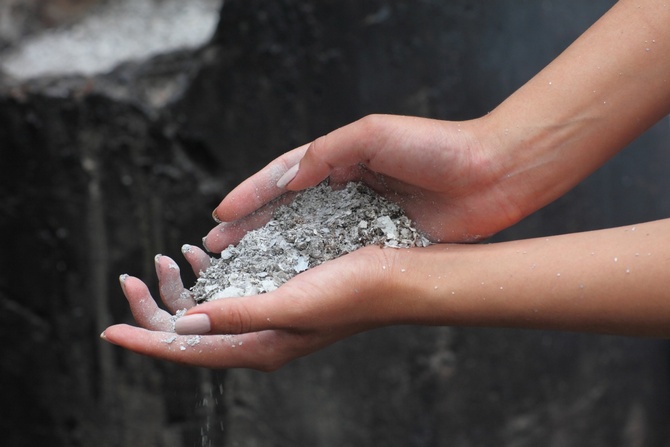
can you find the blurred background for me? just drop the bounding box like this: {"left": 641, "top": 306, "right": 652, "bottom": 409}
{"left": 1, "top": 0, "right": 669, "bottom": 446}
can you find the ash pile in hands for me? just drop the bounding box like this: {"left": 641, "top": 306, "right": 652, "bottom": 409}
{"left": 190, "top": 182, "right": 430, "bottom": 302}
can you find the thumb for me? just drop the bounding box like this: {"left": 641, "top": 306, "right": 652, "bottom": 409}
{"left": 283, "top": 115, "right": 390, "bottom": 190}
{"left": 174, "top": 292, "right": 293, "bottom": 335}
{"left": 211, "top": 114, "right": 392, "bottom": 224}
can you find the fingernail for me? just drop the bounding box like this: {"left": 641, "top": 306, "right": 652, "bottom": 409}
{"left": 202, "top": 236, "right": 210, "bottom": 252}
{"left": 212, "top": 209, "right": 222, "bottom": 223}
{"left": 276, "top": 163, "right": 299, "bottom": 189}
{"left": 100, "top": 331, "right": 107, "bottom": 339}
{"left": 175, "top": 314, "right": 212, "bottom": 335}
{"left": 119, "top": 274, "right": 129, "bottom": 286}
{"left": 181, "top": 244, "right": 192, "bottom": 254}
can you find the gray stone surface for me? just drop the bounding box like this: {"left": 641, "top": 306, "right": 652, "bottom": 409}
{"left": 0, "top": 0, "right": 222, "bottom": 79}
{"left": 1, "top": 0, "right": 670, "bottom": 446}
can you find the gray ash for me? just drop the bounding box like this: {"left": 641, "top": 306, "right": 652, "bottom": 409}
{"left": 191, "top": 182, "right": 430, "bottom": 302}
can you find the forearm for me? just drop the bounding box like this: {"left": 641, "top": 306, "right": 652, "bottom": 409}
{"left": 479, "top": 0, "right": 670, "bottom": 220}
{"left": 391, "top": 218, "right": 670, "bottom": 337}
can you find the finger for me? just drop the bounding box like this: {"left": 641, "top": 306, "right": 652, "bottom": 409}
{"left": 181, "top": 244, "right": 211, "bottom": 276}
{"left": 119, "top": 274, "right": 175, "bottom": 331}
{"left": 212, "top": 144, "right": 309, "bottom": 223}
{"left": 285, "top": 116, "right": 390, "bottom": 190}
{"left": 202, "top": 210, "right": 272, "bottom": 253}
{"left": 177, "top": 291, "right": 300, "bottom": 336}
{"left": 208, "top": 116, "right": 406, "bottom": 241}
{"left": 101, "top": 324, "right": 300, "bottom": 371}
{"left": 154, "top": 255, "right": 196, "bottom": 313}
{"left": 202, "top": 191, "right": 297, "bottom": 253}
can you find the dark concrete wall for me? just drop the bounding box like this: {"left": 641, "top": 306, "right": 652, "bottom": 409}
{"left": 1, "top": 1, "right": 669, "bottom": 446}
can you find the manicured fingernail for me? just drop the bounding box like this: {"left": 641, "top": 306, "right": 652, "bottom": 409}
{"left": 276, "top": 163, "right": 299, "bottom": 189}
{"left": 212, "top": 209, "right": 222, "bottom": 223}
{"left": 175, "top": 314, "right": 211, "bottom": 335}
{"left": 100, "top": 331, "right": 107, "bottom": 339}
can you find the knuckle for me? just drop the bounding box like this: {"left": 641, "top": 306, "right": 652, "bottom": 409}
{"left": 222, "top": 303, "right": 254, "bottom": 334}
{"left": 306, "top": 134, "right": 330, "bottom": 162}
{"left": 302, "top": 134, "right": 336, "bottom": 179}
{"left": 354, "top": 114, "right": 389, "bottom": 161}
{"left": 357, "top": 113, "right": 388, "bottom": 139}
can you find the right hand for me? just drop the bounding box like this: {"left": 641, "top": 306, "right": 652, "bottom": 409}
{"left": 205, "top": 114, "right": 522, "bottom": 250}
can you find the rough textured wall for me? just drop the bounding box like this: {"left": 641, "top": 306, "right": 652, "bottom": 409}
{"left": 1, "top": 0, "right": 669, "bottom": 446}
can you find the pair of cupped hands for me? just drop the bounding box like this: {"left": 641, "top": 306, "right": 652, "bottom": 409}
{"left": 102, "top": 114, "right": 522, "bottom": 370}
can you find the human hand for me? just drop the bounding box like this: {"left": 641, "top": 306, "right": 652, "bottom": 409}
{"left": 102, "top": 244, "right": 408, "bottom": 370}
{"left": 204, "top": 114, "right": 521, "bottom": 250}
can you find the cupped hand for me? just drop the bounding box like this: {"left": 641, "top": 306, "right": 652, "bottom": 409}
{"left": 102, "top": 244, "right": 406, "bottom": 370}
{"left": 205, "top": 114, "right": 520, "bottom": 251}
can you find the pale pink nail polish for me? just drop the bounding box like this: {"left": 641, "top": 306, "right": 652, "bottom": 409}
{"left": 276, "top": 163, "right": 299, "bottom": 189}
{"left": 175, "top": 314, "right": 211, "bottom": 335}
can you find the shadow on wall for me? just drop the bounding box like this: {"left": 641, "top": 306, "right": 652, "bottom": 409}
{"left": 1, "top": 0, "right": 669, "bottom": 446}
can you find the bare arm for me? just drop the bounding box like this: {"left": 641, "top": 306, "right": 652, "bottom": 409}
{"left": 390, "top": 219, "right": 670, "bottom": 337}
{"left": 481, "top": 0, "right": 670, "bottom": 221}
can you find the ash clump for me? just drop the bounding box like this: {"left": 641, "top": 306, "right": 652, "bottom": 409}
{"left": 191, "top": 182, "right": 430, "bottom": 302}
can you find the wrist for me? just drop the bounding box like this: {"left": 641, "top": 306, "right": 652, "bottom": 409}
{"left": 474, "top": 109, "right": 574, "bottom": 220}
{"left": 473, "top": 0, "right": 670, "bottom": 222}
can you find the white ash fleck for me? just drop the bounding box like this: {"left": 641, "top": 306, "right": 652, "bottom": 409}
{"left": 162, "top": 335, "right": 178, "bottom": 344}
{"left": 221, "top": 335, "right": 241, "bottom": 348}
{"left": 186, "top": 336, "right": 202, "bottom": 347}
{"left": 169, "top": 308, "right": 188, "bottom": 331}
{"left": 191, "top": 182, "right": 430, "bottom": 303}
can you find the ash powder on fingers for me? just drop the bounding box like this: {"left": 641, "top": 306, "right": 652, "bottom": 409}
{"left": 190, "top": 182, "right": 430, "bottom": 303}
